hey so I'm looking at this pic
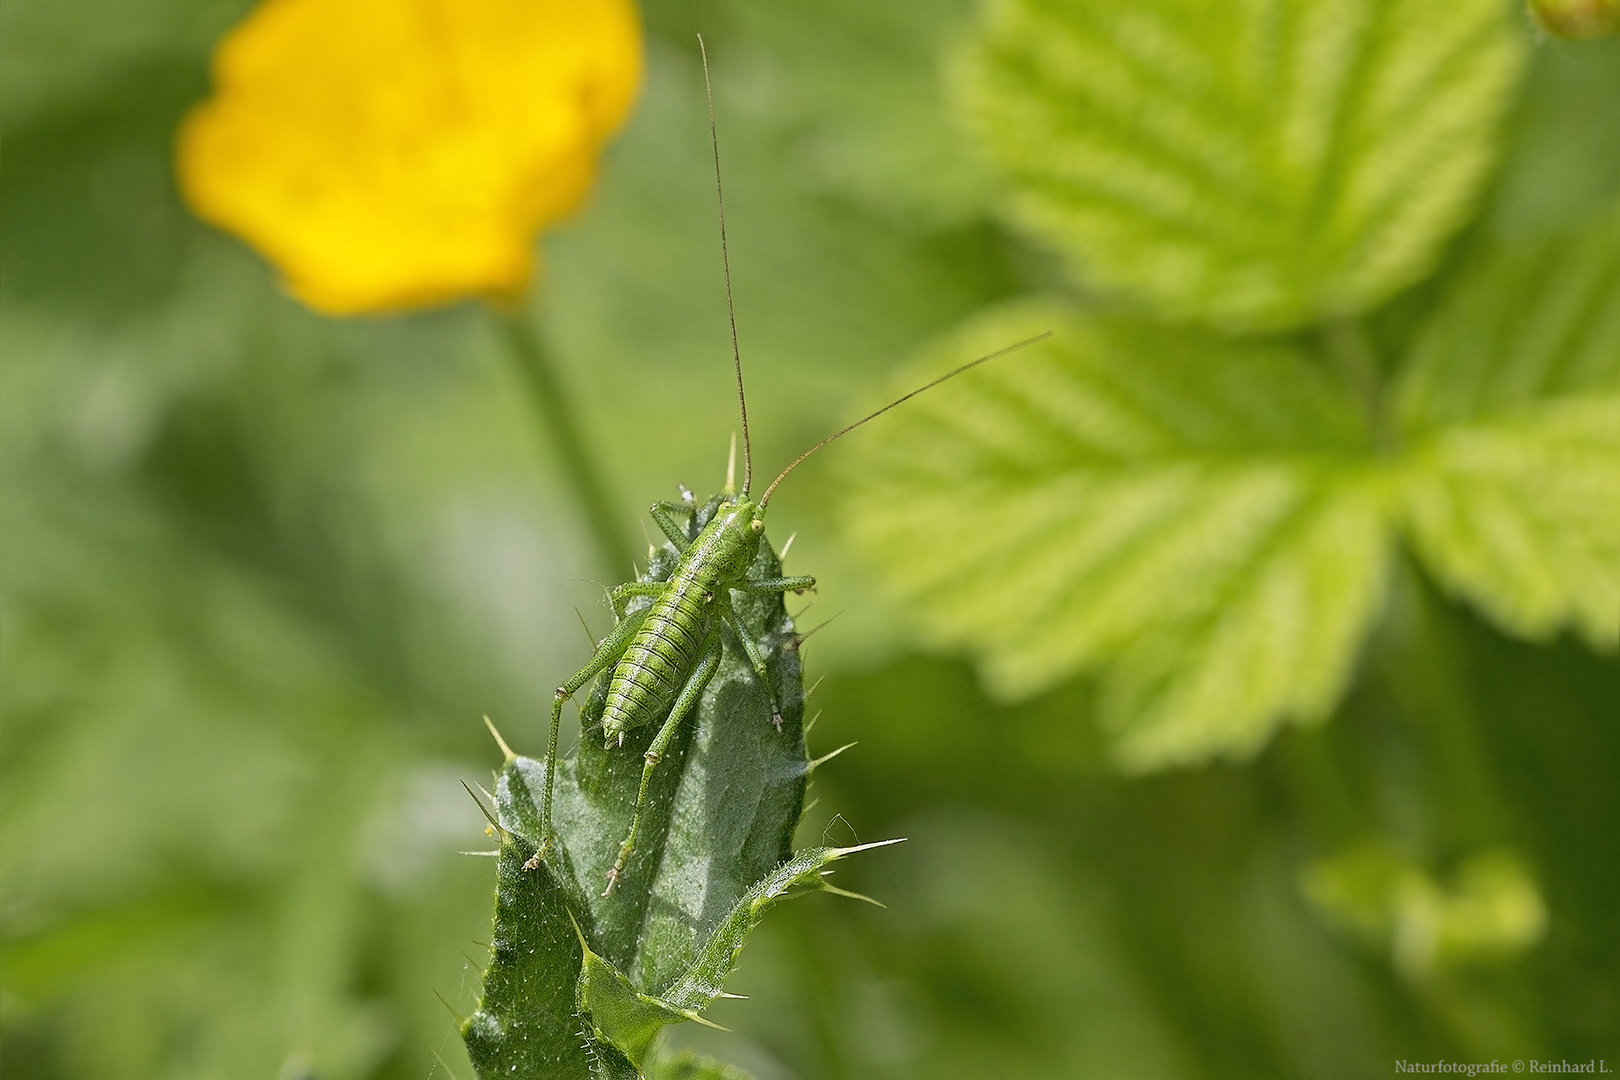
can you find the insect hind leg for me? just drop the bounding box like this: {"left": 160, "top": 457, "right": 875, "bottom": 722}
{"left": 534, "top": 611, "right": 642, "bottom": 868}
{"left": 604, "top": 628, "right": 723, "bottom": 895}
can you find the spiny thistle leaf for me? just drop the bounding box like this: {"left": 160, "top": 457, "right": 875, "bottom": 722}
{"left": 576, "top": 941, "right": 693, "bottom": 1069}
{"left": 842, "top": 300, "right": 1391, "bottom": 770}
{"left": 459, "top": 832, "right": 608, "bottom": 1080}
{"left": 578, "top": 845, "right": 885, "bottom": 1067}
{"left": 954, "top": 0, "right": 1525, "bottom": 330}
{"left": 654, "top": 844, "right": 890, "bottom": 1014}
{"left": 462, "top": 503, "right": 884, "bottom": 1076}
{"left": 1394, "top": 209, "right": 1620, "bottom": 648}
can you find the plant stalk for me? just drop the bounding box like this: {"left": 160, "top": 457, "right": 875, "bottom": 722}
{"left": 498, "top": 313, "right": 630, "bottom": 573}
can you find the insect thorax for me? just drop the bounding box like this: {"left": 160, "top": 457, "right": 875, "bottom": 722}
{"left": 676, "top": 498, "right": 762, "bottom": 591}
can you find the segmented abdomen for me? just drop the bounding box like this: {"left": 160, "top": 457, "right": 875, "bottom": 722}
{"left": 601, "top": 584, "right": 711, "bottom": 734}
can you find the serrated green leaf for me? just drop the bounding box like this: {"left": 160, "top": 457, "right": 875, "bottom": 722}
{"left": 1394, "top": 211, "right": 1620, "bottom": 648}
{"left": 955, "top": 0, "right": 1524, "bottom": 330}
{"left": 843, "top": 300, "right": 1391, "bottom": 769}
{"left": 1396, "top": 211, "right": 1620, "bottom": 425}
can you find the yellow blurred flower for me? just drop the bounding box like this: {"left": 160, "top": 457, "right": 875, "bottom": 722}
{"left": 178, "top": 0, "right": 641, "bottom": 314}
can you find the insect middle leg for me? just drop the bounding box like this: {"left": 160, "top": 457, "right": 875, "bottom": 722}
{"left": 721, "top": 611, "right": 790, "bottom": 732}
{"left": 727, "top": 575, "right": 815, "bottom": 731}
{"left": 603, "top": 627, "right": 723, "bottom": 895}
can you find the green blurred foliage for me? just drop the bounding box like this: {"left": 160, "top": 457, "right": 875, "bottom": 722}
{"left": 2, "top": 2, "right": 1617, "bottom": 1080}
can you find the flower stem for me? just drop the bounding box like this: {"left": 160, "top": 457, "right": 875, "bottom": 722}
{"left": 498, "top": 313, "right": 630, "bottom": 573}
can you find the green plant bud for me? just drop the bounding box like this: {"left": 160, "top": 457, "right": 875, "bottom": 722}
{"left": 1528, "top": 0, "right": 1620, "bottom": 38}
{"left": 461, "top": 529, "right": 896, "bottom": 1078}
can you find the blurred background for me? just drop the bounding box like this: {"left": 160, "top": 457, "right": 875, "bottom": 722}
{"left": 3, "top": 1, "right": 1618, "bottom": 1078}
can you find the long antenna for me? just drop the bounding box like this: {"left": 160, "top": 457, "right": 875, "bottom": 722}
{"left": 760, "top": 331, "right": 1053, "bottom": 507}
{"left": 698, "top": 34, "right": 752, "bottom": 496}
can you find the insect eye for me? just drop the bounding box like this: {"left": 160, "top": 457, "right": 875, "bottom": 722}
{"left": 750, "top": 519, "right": 764, "bottom": 533}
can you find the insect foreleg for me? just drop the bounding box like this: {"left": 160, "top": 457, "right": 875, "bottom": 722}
{"left": 740, "top": 574, "right": 816, "bottom": 594}
{"left": 722, "top": 608, "right": 787, "bottom": 732}
{"left": 609, "top": 581, "right": 667, "bottom": 619}
{"left": 540, "top": 611, "right": 644, "bottom": 864}
{"left": 649, "top": 502, "right": 694, "bottom": 551}
{"left": 603, "top": 627, "right": 723, "bottom": 895}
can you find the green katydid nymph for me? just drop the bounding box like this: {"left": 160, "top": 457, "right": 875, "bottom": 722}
{"left": 534, "top": 36, "right": 1050, "bottom": 896}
